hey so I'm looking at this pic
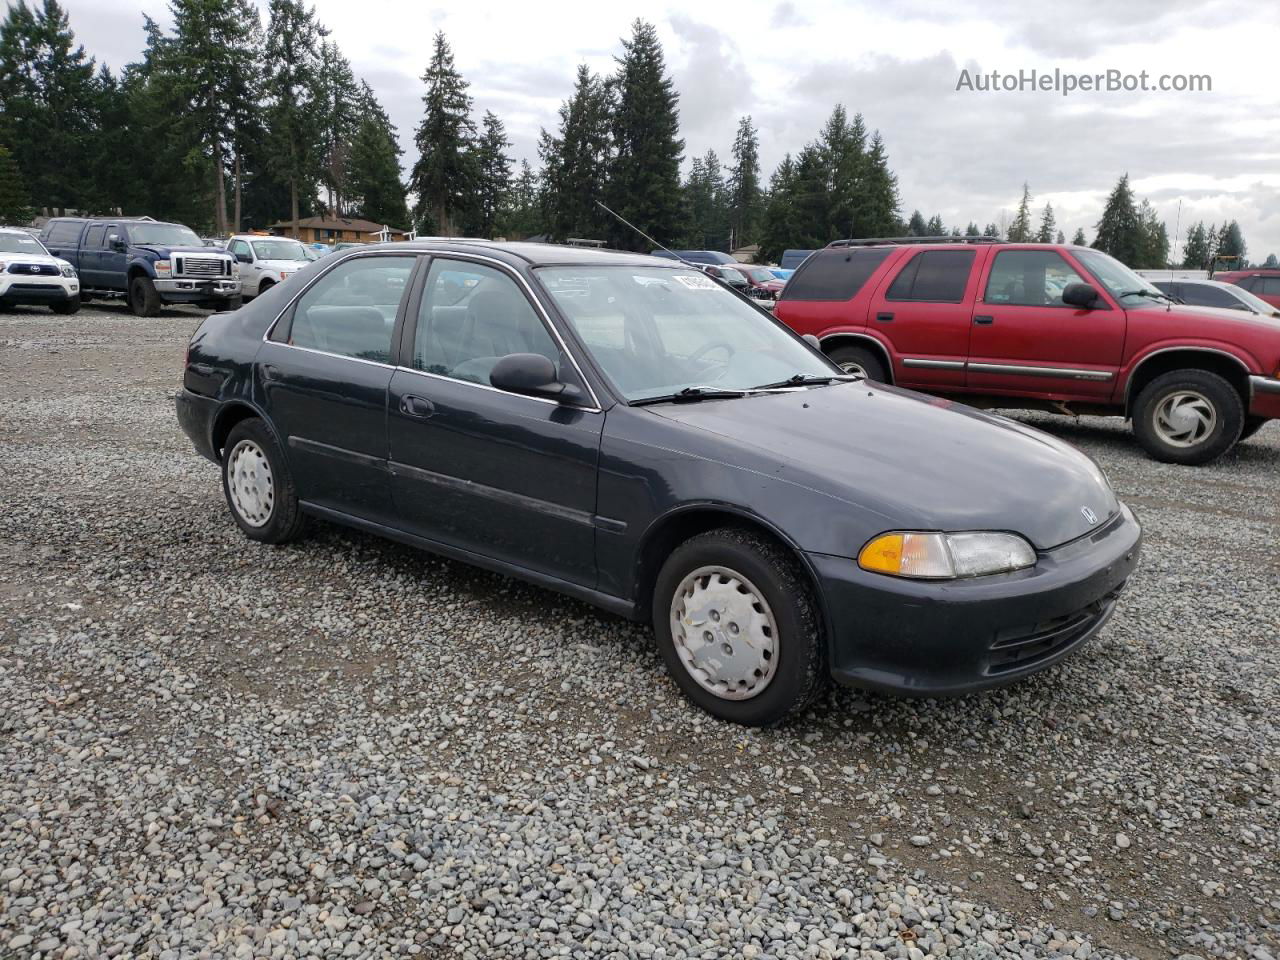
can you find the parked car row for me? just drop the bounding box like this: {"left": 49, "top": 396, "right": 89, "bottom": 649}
{"left": 0, "top": 226, "right": 81, "bottom": 313}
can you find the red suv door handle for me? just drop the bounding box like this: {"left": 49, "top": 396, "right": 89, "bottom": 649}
{"left": 974, "top": 315, "right": 995, "bottom": 325}
{"left": 875, "top": 312, "right": 894, "bottom": 323}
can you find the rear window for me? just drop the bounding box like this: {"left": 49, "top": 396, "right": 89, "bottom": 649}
{"left": 43, "top": 220, "right": 83, "bottom": 244}
{"left": 781, "top": 248, "right": 893, "bottom": 301}
{"left": 886, "top": 250, "right": 975, "bottom": 303}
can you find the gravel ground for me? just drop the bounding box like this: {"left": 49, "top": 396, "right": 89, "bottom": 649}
{"left": 1, "top": 301, "right": 1277, "bottom": 960}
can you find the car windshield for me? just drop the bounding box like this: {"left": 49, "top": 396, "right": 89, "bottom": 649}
{"left": 1227, "top": 284, "right": 1278, "bottom": 315}
{"left": 538, "top": 266, "right": 837, "bottom": 402}
{"left": 128, "top": 223, "right": 202, "bottom": 246}
{"left": 0, "top": 232, "right": 49, "bottom": 255}
{"left": 1072, "top": 249, "right": 1165, "bottom": 304}
{"left": 746, "top": 268, "right": 775, "bottom": 283}
{"left": 251, "top": 239, "right": 308, "bottom": 261}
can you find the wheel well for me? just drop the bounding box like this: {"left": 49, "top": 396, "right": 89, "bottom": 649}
{"left": 819, "top": 334, "right": 893, "bottom": 383}
{"left": 633, "top": 508, "right": 822, "bottom": 623}
{"left": 1125, "top": 350, "right": 1250, "bottom": 416}
{"left": 210, "top": 403, "right": 261, "bottom": 461}
{"left": 126, "top": 265, "right": 149, "bottom": 284}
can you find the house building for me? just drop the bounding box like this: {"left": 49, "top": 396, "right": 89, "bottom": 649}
{"left": 267, "top": 216, "right": 411, "bottom": 245}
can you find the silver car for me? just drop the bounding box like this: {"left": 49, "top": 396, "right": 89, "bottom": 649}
{"left": 225, "top": 235, "right": 311, "bottom": 299}
{"left": 1152, "top": 278, "right": 1280, "bottom": 318}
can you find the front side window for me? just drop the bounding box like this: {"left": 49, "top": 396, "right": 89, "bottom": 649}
{"left": 0, "top": 232, "right": 49, "bottom": 255}
{"left": 1071, "top": 248, "right": 1164, "bottom": 306}
{"left": 984, "top": 250, "right": 1087, "bottom": 307}
{"left": 230, "top": 239, "right": 251, "bottom": 259}
{"left": 886, "top": 250, "right": 975, "bottom": 303}
{"left": 1178, "top": 284, "right": 1242, "bottom": 310}
{"left": 284, "top": 255, "right": 415, "bottom": 362}
{"left": 540, "top": 266, "right": 835, "bottom": 402}
{"left": 128, "top": 223, "right": 201, "bottom": 247}
{"left": 413, "top": 259, "right": 560, "bottom": 386}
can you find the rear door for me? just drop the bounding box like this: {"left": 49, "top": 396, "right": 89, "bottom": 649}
{"left": 257, "top": 252, "right": 420, "bottom": 524}
{"left": 967, "top": 248, "right": 1123, "bottom": 400}
{"left": 866, "top": 247, "right": 979, "bottom": 390}
{"left": 40, "top": 220, "right": 84, "bottom": 266}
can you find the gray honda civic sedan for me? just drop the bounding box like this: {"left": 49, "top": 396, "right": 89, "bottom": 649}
{"left": 176, "top": 241, "right": 1141, "bottom": 725}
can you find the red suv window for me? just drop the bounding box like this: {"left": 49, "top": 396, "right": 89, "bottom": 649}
{"left": 984, "top": 250, "right": 1086, "bottom": 307}
{"left": 885, "top": 250, "right": 974, "bottom": 303}
{"left": 782, "top": 247, "right": 893, "bottom": 301}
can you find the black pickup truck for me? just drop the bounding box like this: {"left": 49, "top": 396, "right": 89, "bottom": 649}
{"left": 40, "top": 217, "right": 240, "bottom": 316}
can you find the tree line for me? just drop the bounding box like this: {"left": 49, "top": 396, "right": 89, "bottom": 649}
{"left": 0, "top": 1, "right": 1269, "bottom": 267}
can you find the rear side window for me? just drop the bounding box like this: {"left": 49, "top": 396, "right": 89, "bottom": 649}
{"left": 1178, "top": 284, "right": 1242, "bottom": 309}
{"left": 282, "top": 255, "right": 415, "bottom": 362}
{"left": 43, "top": 220, "right": 83, "bottom": 244}
{"left": 1260, "top": 277, "right": 1280, "bottom": 296}
{"left": 84, "top": 224, "right": 106, "bottom": 248}
{"left": 886, "top": 250, "right": 975, "bottom": 302}
{"left": 782, "top": 248, "right": 893, "bottom": 301}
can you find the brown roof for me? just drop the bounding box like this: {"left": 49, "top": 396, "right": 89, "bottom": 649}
{"left": 268, "top": 216, "right": 407, "bottom": 233}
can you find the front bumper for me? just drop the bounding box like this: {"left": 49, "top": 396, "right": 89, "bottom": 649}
{"left": 175, "top": 387, "right": 220, "bottom": 463}
{"left": 0, "top": 276, "right": 78, "bottom": 303}
{"left": 811, "top": 503, "right": 1142, "bottom": 696}
{"left": 1249, "top": 375, "right": 1280, "bottom": 420}
{"left": 155, "top": 278, "right": 241, "bottom": 302}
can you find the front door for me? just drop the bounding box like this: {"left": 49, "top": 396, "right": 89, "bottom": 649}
{"left": 387, "top": 256, "right": 604, "bottom": 588}
{"left": 257, "top": 252, "right": 420, "bottom": 523}
{"left": 867, "top": 248, "right": 980, "bottom": 390}
{"left": 967, "top": 248, "right": 1125, "bottom": 400}
{"left": 229, "top": 239, "right": 257, "bottom": 295}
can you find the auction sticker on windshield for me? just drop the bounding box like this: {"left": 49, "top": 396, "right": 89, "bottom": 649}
{"left": 673, "top": 273, "right": 717, "bottom": 290}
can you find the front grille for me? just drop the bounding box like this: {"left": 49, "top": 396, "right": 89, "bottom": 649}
{"left": 7, "top": 263, "right": 59, "bottom": 276}
{"left": 176, "top": 256, "right": 229, "bottom": 278}
{"left": 9, "top": 283, "right": 61, "bottom": 291}
{"left": 986, "top": 582, "right": 1126, "bottom": 675}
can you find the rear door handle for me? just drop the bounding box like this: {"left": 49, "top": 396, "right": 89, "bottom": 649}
{"left": 261, "top": 363, "right": 282, "bottom": 381}
{"left": 875, "top": 312, "right": 894, "bottom": 323}
{"left": 974, "top": 315, "right": 994, "bottom": 325}
{"left": 400, "top": 395, "right": 435, "bottom": 419}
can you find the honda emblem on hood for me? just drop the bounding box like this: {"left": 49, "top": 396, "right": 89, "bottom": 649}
{"left": 1081, "top": 506, "right": 1099, "bottom": 525}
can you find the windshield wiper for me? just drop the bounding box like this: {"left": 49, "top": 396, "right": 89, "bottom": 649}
{"left": 750, "top": 373, "right": 857, "bottom": 390}
{"left": 631, "top": 385, "right": 752, "bottom": 406}
{"left": 1117, "top": 288, "right": 1175, "bottom": 303}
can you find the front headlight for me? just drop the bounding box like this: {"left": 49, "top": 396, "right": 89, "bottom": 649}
{"left": 155, "top": 259, "right": 171, "bottom": 274}
{"left": 858, "top": 531, "right": 1036, "bottom": 579}
{"left": 60, "top": 264, "right": 76, "bottom": 278}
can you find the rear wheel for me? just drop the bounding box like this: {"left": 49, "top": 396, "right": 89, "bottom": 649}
{"left": 128, "top": 275, "right": 161, "bottom": 317}
{"left": 221, "top": 418, "right": 307, "bottom": 544}
{"left": 1132, "top": 369, "right": 1244, "bottom": 465}
{"left": 1239, "top": 416, "right": 1268, "bottom": 442}
{"left": 827, "top": 343, "right": 886, "bottom": 381}
{"left": 257, "top": 279, "right": 275, "bottom": 298}
{"left": 652, "top": 528, "right": 827, "bottom": 726}
{"left": 51, "top": 295, "right": 80, "bottom": 315}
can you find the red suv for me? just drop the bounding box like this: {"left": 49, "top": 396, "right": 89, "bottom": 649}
{"left": 775, "top": 238, "right": 1280, "bottom": 464}
{"left": 1214, "top": 268, "right": 1280, "bottom": 309}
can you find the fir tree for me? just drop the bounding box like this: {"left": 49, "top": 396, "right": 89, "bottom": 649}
{"left": 1264, "top": 253, "right": 1277, "bottom": 268}
{"left": 1091, "top": 173, "right": 1142, "bottom": 265}
{"left": 346, "top": 81, "right": 408, "bottom": 228}
{"left": 410, "top": 32, "right": 476, "bottom": 236}
{"left": 471, "top": 111, "right": 512, "bottom": 239}
{"left": 758, "top": 153, "right": 800, "bottom": 263}
{"left": 906, "top": 210, "right": 927, "bottom": 236}
{"left": 606, "top": 20, "right": 684, "bottom": 250}
{"left": 0, "top": 143, "right": 31, "bottom": 222}
{"left": 964, "top": 222, "right": 980, "bottom": 237}
{"left": 263, "top": 0, "right": 324, "bottom": 237}
{"left": 925, "top": 213, "right": 945, "bottom": 236}
{"left": 1055, "top": 229, "right": 1065, "bottom": 244}
{"left": 1071, "top": 227, "right": 1087, "bottom": 246}
{"left": 858, "top": 132, "right": 899, "bottom": 237}
{"left": 1218, "top": 220, "right": 1246, "bottom": 261}
{"left": 1035, "top": 201, "right": 1056, "bottom": 243}
{"left": 984, "top": 222, "right": 1002, "bottom": 239}
{"left": 1007, "top": 183, "right": 1033, "bottom": 242}
{"left": 315, "top": 38, "right": 361, "bottom": 216}
{"left": 1181, "top": 221, "right": 1209, "bottom": 269}
{"left": 497, "top": 159, "right": 541, "bottom": 239}
{"left": 727, "top": 116, "right": 760, "bottom": 247}
{"left": 539, "top": 64, "right": 612, "bottom": 241}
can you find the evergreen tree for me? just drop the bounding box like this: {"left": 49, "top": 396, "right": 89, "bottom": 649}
{"left": 1091, "top": 173, "right": 1142, "bottom": 265}
{"left": 497, "top": 159, "right": 541, "bottom": 239}
{"left": 1264, "top": 253, "right": 1278, "bottom": 268}
{"left": 470, "top": 110, "right": 512, "bottom": 239}
{"left": 727, "top": 116, "right": 760, "bottom": 247}
{"left": 0, "top": 143, "right": 31, "bottom": 222}
{"left": 858, "top": 132, "right": 900, "bottom": 236}
{"left": 1055, "top": 229, "right": 1065, "bottom": 244}
{"left": 0, "top": 0, "right": 99, "bottom": 214}
{"left": 165, "top": 0, "right": 261, "bottom": 234}
{"left": 964, "top": 222, "right": 980, "bottom": 237}
{"left": 984, "top": 222, "right": 1002, "bottom": 239}
{"left": 925, "top": 213, "right": 945, "bottom": 235}
{"left": 1007, "top": 183, "right": 1033, "bottom": 242}
{"left": 1218, "top": 220, "right": 1246, "bottom": 261}
{"left": 906, "top": 210, "right": 927, "bottom": 236}
{"left": 758, "top": 154, "right": 800, "bottom": 263}
{"left": 1035, "top": 201, "right": 1056, "bottom": 243}
{"left": 606, "top": 20, "right": 684, "bottom": 250}
{"left": 345, "top": 81, "right": 408, "bottom": 228}
{"left": 410, "top": 32, "right": 476, "bottom": 236}
{"left": 1181, "top": 221, "right": 1209, "bottom": 269}
{"left": 1135, "top": 199, "right": 1168, "bottom": 268}
{"left": 1071, "top": 227, "right": 1087, "bottom": 246}
{"left": 538, "top": 64, "right": 612, "bottom": 241}
{"left": 682, "top": 149, "right": 730, "bottom": 249}
{"left": 315, "top": 38, "right": 360, "bottom": 216}
{"left": 788, "top": 143, "right": 829, "bottom": 247}
{"left": 263, "top": 0, "right": 324, "bottom": 236}
{"left": 821, "top": 104, "right": 865, "bottom": 240}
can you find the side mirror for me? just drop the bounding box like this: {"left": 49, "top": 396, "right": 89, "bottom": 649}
{"left": 108, "top": 234, "right": 125, "bottom": 251}
{"left": 1062, "top": 282, "right": 1101, "bottom": 309}
{"left": 490, "top": 353, "right": 581, "bottom": 402}
{"left": 235, "top": 252, "right": 252, "bottom": 264}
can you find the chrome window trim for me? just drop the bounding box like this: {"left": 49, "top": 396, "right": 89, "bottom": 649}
{"left": 263, "top": 248, "right": 604, "bottom": 412}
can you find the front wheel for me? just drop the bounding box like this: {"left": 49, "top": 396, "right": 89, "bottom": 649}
{"left": 1132, "top": 369, "right": 1244, "bottom": 465}
{"left": 129, "top": 275, "right": 161, "bottom": 317}
{"left": 652, "top": 528, "right": 827, "bottom": 726}
{"left": 221, "top": 418, "right": 307, "bottom": 544}
{"left": 826, "top": 344, "right": 886, "bottom": 381}
{"left": 51, "top": 295, "right": 80, "bottom": 315}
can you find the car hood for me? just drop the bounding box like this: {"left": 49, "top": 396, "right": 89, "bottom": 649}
{"left": 134, "top": 244, "right": 232, "bottom": 258}
{"left": 0, "top": 252, "right": 70, "bottom": 269}
{"left": 1150, "top": 302, "right": 1280, "bottom": 327}
{"left": 647, "top": 382, "right": 1120, "bottom": 551}
{"left": 255, "top": 258, "right": 308, "bottom": 272}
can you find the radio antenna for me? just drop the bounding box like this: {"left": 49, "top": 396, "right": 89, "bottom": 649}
{"left": 595, "top": 200, "right": 698, "bottom": 268}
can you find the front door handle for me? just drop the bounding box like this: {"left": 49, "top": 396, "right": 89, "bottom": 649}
{"left": 261, "top": 363, "right": 282, "bottom": 381}
{"left": 875, "top": 312, "right": 894, "bottom": 323}
{"left": 974, "top": 315, "right": 995, "bottom": 325}
{"left": 400, "top": 395, "right": 435, "bottom": 419}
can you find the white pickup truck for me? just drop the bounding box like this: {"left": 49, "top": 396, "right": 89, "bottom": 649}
{"left": 0, "top": 227, "right": 80, "bottom": 313}
{"left": 224, "top": 235, "right": 312, "bottom": 299}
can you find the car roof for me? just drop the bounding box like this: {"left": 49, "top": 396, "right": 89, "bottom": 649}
{"left": 342, "top": 240, "right": 677, "bottom": 269}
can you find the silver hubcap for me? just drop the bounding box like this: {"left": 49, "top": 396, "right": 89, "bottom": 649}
{"left": 669, "top": 565, "right": 778, "bottom": 701}
{"left": 227, "top": 439, "right": 274, "bottom": 527}
{"left": 1154, "top": 391, "right": 1216, "bottom": 447}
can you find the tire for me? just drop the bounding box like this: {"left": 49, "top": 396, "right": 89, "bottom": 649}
{"left": 257, "top": 279, "right": 274, "bottom": 297}
{"left": 129, "top": 275, "right": 161, "bottom": 317}
{"left": 1132, "top": 369, "right": 1244, "bottom": 465}
{"left": 225, "top": 296, "right": 243, "bottom": 311}
{"left": 827, "top": 344, "right": 887, "bottom": 381}
{"left": 651, "top": 527, "right": 827, "bottom": 726}
{"left": 220, "top": 418, "right": 307, "bottom": 544}
{"left": 1239, "top": 416, "right": 1268, "bottom": 442}
{"left": 50, "top": 295, "right": 80, "bottom": 315}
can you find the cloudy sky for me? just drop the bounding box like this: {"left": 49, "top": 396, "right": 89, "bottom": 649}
{"left": 60, "top": 0, "right": 1280, "bottom": 258}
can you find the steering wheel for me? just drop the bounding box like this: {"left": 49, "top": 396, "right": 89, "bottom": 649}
{"left": 689, "top": 340, "right": 736, "bottom": 364}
